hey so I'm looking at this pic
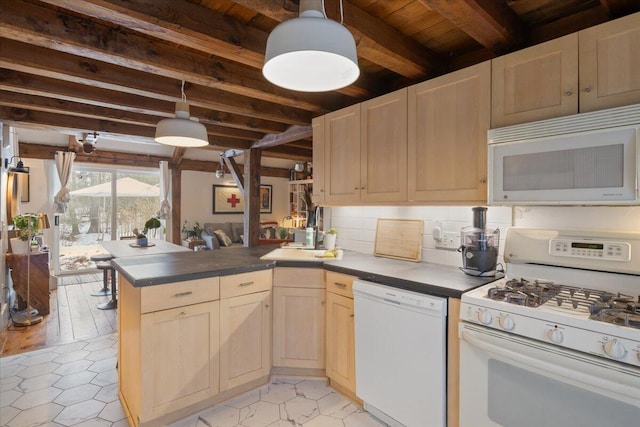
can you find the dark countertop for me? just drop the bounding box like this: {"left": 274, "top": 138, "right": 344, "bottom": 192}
{"left": 112, "top": 246, "right": 499, "bottom": 298}
{"left": 111, "top": 245, "right": 277, "bottom": 287}
{"left": 324, "top": 252, "right": 502, "bottom": 298}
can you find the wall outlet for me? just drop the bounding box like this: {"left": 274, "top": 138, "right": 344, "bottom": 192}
{"left": 435, "top": 231, "right": 460, "bottom": 250}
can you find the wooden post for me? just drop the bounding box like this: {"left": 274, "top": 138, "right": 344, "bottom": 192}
{"left": 243, "top": 148, "right": 261, "bottom": 247}
{"left": 170, "top": 166, "right": 182, "bottom": 244}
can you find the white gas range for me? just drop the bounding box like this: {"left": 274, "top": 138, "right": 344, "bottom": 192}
{"left": 459, "top": 228, "right": 640, "bottom": 427}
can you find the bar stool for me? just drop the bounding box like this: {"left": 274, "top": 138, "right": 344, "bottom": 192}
{"left": 91, "top": 253, "right": 114, "bottom": 296}
{"left": 96, "top": 261, "right": 117, "bottom": 310}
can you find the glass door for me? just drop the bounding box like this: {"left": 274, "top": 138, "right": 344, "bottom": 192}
{"left": 55, "top": 167, "right": 160, "bottom": 275}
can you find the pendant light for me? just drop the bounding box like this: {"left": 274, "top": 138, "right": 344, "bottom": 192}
{"left": 155, "top": 81, "right": 209, "bottom": 147}
{"left": 263, "top": 0, "right": 359, "bottom": 92}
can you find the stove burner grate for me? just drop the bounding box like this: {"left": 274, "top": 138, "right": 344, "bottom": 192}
{"left": 486, "top": 279, "right": 640, "bottom": 328}
{"left": 592, "top": 309, "right": 640, "bottom": 328}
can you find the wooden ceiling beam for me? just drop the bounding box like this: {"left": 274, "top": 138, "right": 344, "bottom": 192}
{"left": 251, "top": 125, "right": 312, "bottom": 149}
{"left": 234, "top": 0, "right": 446, "bottom": 78}
{"left": 0, "top": 64, "right": 309, "bottom": 127}
{"left": 0, "top": 106, "right": 253, "bottom": 151}
{"left": 419, "top": 0, "right": 524, "bottom": 53}
{"left": 598, "top": 0, "right": 640, "bottom": 17}
{"left": 39, "top": 0, "right": 371, "bottom": 99}
{"left": 262, "top": 145, "right": 312, "bottom": 161}
{"left": 18, "top": 141, "right": 290, "bottom": 178}
{"left": 0, "top": 89, "right": 265, "bottom": 141}
{"left": 0, "top": 0, "right": 330, "bottom": 112}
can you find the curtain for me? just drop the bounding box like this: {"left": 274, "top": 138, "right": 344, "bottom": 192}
{"left": 53, "top": 151, "right": 75, "bottom": 213}
{"left": 157, "top": 160, "right": 171, "bottom": 219}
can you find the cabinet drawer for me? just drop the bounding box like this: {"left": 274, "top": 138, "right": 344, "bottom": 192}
{"left": 140, "top": 277, "right": 220, "bottom": 313}
{"left": 220, "top": 269, "right": 273, "bottom": 299}
{"left": 325, "top": 271, "right": 356, "bottom": 298}
{"left": 274, "top": 267, "right": 325, "bottom": 288}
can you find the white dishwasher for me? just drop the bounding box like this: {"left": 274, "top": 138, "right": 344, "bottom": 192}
{"left": 353, "top": 280, "right": 447, "bottom": 427}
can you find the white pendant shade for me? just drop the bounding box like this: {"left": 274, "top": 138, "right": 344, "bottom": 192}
{"left": 155, "top": 101, "right": 209, "bottom": 147}
{"left": 263, "top": 9, "right": 359, "bottom": 92}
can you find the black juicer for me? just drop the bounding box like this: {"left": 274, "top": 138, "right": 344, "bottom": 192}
{"left": 458, "top": 207, "right": 500, "bottom": 277}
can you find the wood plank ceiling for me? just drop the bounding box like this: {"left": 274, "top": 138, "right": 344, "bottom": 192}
{"left": 0, "top": 0, "right": 638, "bottom": 164}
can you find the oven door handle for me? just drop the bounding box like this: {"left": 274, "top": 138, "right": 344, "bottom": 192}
{"left": 461, "top": 330, "right": 639, "bottom": 403}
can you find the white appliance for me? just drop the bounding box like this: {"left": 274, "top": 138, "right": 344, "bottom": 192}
{"left": 353, "top": 280, "right": 447, "bottom": 427}
{"left": 459, "top": 228, "right": 640, "bottom": 427}
{"left": 488, "top": 103, "right": 640, "bottom": 205}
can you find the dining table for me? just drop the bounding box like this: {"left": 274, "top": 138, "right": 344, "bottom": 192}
{"left": 99, "top": 239, "right": 190, "bottom": 258}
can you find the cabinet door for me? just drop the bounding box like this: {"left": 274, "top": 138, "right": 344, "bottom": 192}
{"left": 312, "top": 116, "right": 325, "bottom": 204}
{"left": 579, "top": 13, "right": 640, "bottom": 112}
{"left": 492, "top": 34, "right": 578, "bottom": 127}
{"left": 325, "top": 104, "right": 361, "bottom": 204}
{"left": 408, "top": 62, "right": 491, "bottom": 203}
{"left": 273, "top": 287, "right": 325, "bottom": 369}
{"left": 219, "top": 290, "right": 271, "bottom": 391}
{"left": 325, "top": 291, "right": 355, "bottom": 394}
{"left": 361, "top": 89, "right": 408, "bottom": 203}
{"left": 140, "top": 301, "right": 219, "bottom": 421}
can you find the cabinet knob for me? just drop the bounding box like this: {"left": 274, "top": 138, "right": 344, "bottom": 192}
{"left": 320, "top": 189, "right": 324, "bottom": 192}
{"left": 565, "top": 90, "right": 573, "bottom": 96}
{"left": 265, "top": 304, "right": 270, "bottom": 308}
{"left": 584, "top": 87, "right": 592, "bottom": 93}
{"left": 480, "top": 178, "right": 487, "bottom": 184}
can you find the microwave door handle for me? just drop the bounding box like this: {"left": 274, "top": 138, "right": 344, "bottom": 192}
{"left": 461, "top": 330, "right": 639, "bottom": 403}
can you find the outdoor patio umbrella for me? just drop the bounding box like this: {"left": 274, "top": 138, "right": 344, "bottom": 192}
{"left": 69, "top": 177, "right": 160, "bottom": 197}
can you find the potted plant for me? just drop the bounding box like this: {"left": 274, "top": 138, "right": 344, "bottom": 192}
{"left": 11, "top": 213, "right": 39, "bottom": 254}
{"left": 323, "top": 228, "right": 338, "bottom": 250}
{"left": 143, "top": 217, "right": 162, "bottom": 238}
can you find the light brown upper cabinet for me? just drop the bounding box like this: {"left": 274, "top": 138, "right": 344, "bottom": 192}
{"left": 408, "top": 62, "right": 490, "bottom": 203}
{"left": 579, "top": 12, "right": 640, "bottom": 112}
{"left": 492, "top": 12, "right": 640, "bottom": 128}
{"left": 360, "top": 89, "right": 408, "bottom": 203}
{"left": 323, "top": 104, "right": 361, "bottom": 204}
{"left": 492, "top": 34, "right": 578, "bottom": 128}
{"left": 317, "top": 89, "right": 408, "bottom": 205}
{"left": 311, "top": 115, "right": 325, "bottom": 204}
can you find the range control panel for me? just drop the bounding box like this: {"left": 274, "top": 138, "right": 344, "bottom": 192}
{"left": 549, "top": 239, "right": 631, "bottom": 262}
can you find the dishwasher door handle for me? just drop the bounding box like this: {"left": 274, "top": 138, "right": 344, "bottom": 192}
{"left": 383, "top": 298, "right": 402, "bottom": 305}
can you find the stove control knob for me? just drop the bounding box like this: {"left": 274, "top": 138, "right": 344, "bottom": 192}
{"left": 603, "top": 339, "right": 627, "bottom": 360}
{"left": 499, "top": 315, "right": 515, "bottom": 331}
{"left": 478, "top": 309, "right": 493, "bottom": 325}
{"left": 547, "top": 329, "right": 564, "bottom": 344}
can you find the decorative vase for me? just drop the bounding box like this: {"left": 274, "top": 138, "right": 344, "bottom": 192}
{"left": 10, "top": 238, "right": 29, "bottom": 254}
{"left": 137, "top": 236, "right": 148, "bottom": 247}
{"left": 324, "top": 233, "right": 337, "bottom": 250}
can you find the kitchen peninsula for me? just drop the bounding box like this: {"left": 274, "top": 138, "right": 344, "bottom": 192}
{"left": 112, "top": 246, "right": 497, "bottom": 427}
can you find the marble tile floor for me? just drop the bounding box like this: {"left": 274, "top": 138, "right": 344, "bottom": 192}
{"left": 1, "top": 334, "right": 386, "bottom": 427}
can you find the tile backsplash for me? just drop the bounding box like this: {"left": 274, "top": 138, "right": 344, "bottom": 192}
{"left": 329, "top": 206, "right": 513, "bottom": 269}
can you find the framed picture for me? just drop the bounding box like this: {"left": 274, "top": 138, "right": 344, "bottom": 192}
{"left": 260, "top": 184, "right": 272, "bottom": 213}
{"left": 19, "top": 167, "right": 29, "bottom": 202}
{"left": 212, "top": 184, "right": 272, "bottom": 214}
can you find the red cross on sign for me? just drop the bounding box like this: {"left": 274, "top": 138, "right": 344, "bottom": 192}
{"left": 227, "top": 193, "right": 241, "bottom": 208}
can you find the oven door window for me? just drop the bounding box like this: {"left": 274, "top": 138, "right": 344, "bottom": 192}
{"left": 487, "top": 359, "right": 639, "bottom": 427}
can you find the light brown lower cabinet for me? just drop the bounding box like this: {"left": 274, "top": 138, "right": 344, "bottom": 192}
{"left": 219, "top": 290, "right": 272, "bottom": 391}
{"left": 119, "top": 276, "right": 221, "bottom": 426}
{"left": 448, "top": 298, "right": 461, "bottom": 427}
{"left": 325, "top": 271, "right": 357, "bottom": 400}
{"left": 119, "top": 269, "right": 272, "bottom": 427}
{"left": 140, "top": 301, "right": 220, "bottom": 419}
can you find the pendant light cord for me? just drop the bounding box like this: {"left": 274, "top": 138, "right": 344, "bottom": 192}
{"left": 320, "top": 0, "right": 345, "bottom": 24}
{"left": 180, "top": 80, "right": 186, "bottom": 102}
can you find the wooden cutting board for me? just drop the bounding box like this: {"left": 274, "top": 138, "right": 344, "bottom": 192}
{"left": 374, "top": 219, "right": 424, "bottom": 262}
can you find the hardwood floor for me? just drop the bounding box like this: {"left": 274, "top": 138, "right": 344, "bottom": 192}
{"left": 0, "top": 274, "right": 117, "bottom": 357}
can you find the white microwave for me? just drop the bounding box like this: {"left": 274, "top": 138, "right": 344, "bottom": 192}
{"left": 488, "top": 105, "right": 640, "bottom": 205}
